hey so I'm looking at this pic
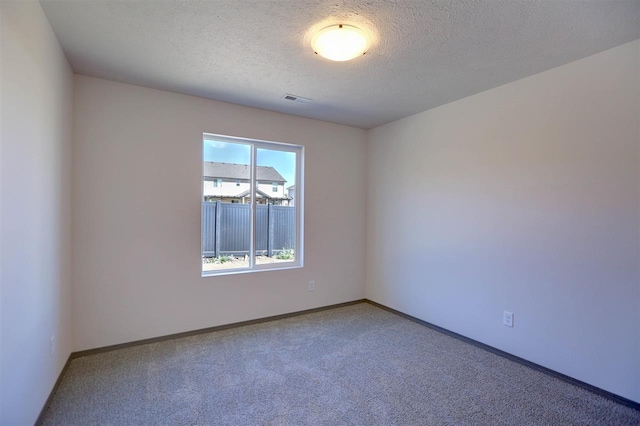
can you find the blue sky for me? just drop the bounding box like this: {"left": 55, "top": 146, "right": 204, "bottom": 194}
{"left": 203, "top": 140, "right": 296, "bottom": 186}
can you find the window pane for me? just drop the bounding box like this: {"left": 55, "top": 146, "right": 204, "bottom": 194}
{"left": 202, "top": 140, "right": 251, "bottom": 271}
{"left": 255, "top": 148, "right": 296, "bottom": 265}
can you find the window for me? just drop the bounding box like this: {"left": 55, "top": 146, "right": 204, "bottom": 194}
{"left": 202, "top": 133, "right": 303, "bottom": 275}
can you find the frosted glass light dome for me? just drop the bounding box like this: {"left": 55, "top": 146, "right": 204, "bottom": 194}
{"left": 312, "top": 24, "right": 369, "bottom": 62}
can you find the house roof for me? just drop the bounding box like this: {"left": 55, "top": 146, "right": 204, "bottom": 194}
{"left": 204, "top": 162, "right": 285, "bottom": 182}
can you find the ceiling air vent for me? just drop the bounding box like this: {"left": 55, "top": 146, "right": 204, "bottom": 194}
{"left": 282, "top": 94, "right": 313, "bottom": 104}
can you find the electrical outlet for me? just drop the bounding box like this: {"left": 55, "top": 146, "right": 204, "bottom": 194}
{"left": 50, "top": 335, "right": 55, "bottom": 356}
{"left": 503, "top": 311, "right": 514, "bottom": 328}
{"left": 308, "top": 280, "right": 316, "bottom": 291}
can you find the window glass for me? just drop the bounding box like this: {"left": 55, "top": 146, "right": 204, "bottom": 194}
{"left": 202, "top": 141, "right": 250, "bottom": 272}
{"left": 256, "top": 148, "right": 297, "bottom": 266}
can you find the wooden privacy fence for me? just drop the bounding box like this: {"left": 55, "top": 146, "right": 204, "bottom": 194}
{"left": 202, "top": 201, "right": 295, "bottom": 257}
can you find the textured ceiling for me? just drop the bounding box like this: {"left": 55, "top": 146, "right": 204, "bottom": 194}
{"left": 40, "top": 0, "right": 639, "bottom": 129}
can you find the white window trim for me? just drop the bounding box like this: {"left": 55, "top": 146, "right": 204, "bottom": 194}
{"left": 201, "top": 133, "right": 304, "bottom": 277}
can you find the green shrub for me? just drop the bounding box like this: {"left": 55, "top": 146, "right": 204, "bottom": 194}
{"left": 203, "top": 255, "right": 235, "bottom": 264}
{"left": 275, "top": 249, "right": 294, "bottom": 260}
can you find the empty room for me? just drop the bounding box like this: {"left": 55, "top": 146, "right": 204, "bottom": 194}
{"left": 1, "top": 0, "right": 639, "bottom": 424}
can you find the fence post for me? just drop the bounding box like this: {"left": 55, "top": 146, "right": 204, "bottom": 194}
{"left": 215, "top": 201, "right": 221, "bottom": 258}
{"left": 267, "top": 203, "right": 274, "bottom": 257}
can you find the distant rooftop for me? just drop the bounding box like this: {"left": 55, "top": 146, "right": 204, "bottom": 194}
{"left": 204, "top": 162, "right": 285, "bottom": 182}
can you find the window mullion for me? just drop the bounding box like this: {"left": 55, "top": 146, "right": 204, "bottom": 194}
{"left": 250, "top": 144, "right": 257, "bottom": 268}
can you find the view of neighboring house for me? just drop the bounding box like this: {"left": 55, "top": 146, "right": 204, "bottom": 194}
{"left": 287, "top": 185, "right": 296, "bottom": 207}
{"left": 203, "top": 162, "right": 291, "bottom": 205}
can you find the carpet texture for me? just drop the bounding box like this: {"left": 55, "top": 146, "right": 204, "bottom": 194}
{"left": 41, "top": 303, "right": 639, "bottom": 425}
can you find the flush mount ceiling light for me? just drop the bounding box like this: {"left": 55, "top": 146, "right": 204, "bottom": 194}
{"left": 311, "top": 24, "right": 370, "bottom": 61}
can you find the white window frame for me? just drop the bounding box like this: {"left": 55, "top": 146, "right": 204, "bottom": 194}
{"left": 202, "top": 133, "right": 304, "bottom": 276}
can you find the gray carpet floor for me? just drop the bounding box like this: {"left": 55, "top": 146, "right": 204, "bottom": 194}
{"left": 41, "top": 303, "right": 640, "bottom": 425}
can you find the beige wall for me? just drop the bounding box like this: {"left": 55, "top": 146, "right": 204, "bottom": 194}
{"left": 72, "top": 75, "right": 367, "bottom": 351}
{"left": 366, "top": 40, "right": 640, "bottom": 402}
{"left": 0, "top": 1, "right": 74, "bottom": 424}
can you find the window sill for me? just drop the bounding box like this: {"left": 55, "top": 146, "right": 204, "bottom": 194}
{"left": 201, "top": 263, "right": 303, "bottom": 278}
